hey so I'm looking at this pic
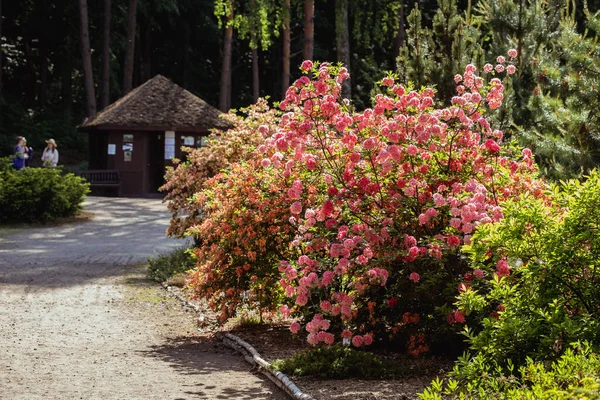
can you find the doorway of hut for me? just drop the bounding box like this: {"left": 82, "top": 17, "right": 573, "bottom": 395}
{"left": 147, "top": 133, "right": 166, "bottom": 193}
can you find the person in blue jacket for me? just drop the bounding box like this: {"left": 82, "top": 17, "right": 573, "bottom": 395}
{"left": 13, "top": 136, "right": 32, "bottom": 170}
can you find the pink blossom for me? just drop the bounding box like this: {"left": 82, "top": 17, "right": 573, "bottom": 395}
{"left": 484, "top": 139, "right": 501, "bottom": 153}
{"left": 484, "top": 63, "right": 494, "bottom": 73}
{"left": 447, "top": 236, "right": 461, "bottom": 247}
{"left": 454, "top": 310, "right": 466, "bottom": 323}
{"left": 261, "top": 158, "right": 271, "bottom": 167}
{"left": 290, "top": 322, "right": 301, "bottom": 334}
{"left": 407, "top": 145, "right": 418, "bottom": 156}
{"left": 454, "top": 74, "right": 462, "bottom": 83}
{"left": 496, "top": 259, "right": 511, "bottom": 277}
{"left": 320, "top": 300, "right": 332, "bottom": 312}
{"left": 322, "top": 200, "right": 334, "bottom": 217}
{"left": 342, "top": 329, "right": 353, "bottom": 339}
{"left": 279, "top": 305, "right": 291, "bottom": 318}
{"left": 290, "top": 201, "right": 303, "bottom": 215}
{"left": 362, "top": 334, "right": 373, "bottom": 346}
{"left": 409, "top": 272, "right": 420, "bottom": 283}
{"left": 295, "top": 295, "right": 308, "bottom": 306}
{"left": 474, "top": 269, "right": 485, "bottom": 278}
{"left": 301, "top": 60, "right": 313, "bottom": 71}
{"left": 495, "top": 64, "right": 505, "bottom": 73}
{"left": 363, "top": 138, "right": 376, "bottom": 150}
{"left": 351, "top": 335, "right": 364, "bottom": 347}
{"left": 507, "top": 49, "right": 517, "bottom": 58}
{"left": 507, "top": 65, "right": 516, "bottom": 75}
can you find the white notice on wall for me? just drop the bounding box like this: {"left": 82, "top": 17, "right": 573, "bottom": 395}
{"left": 108, "top": 144, "right": 116, "bottom": 155}
{"left": 165, "top": 131, "right": 175, "bottom": 159}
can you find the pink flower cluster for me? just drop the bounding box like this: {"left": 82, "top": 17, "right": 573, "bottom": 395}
{"left": 259, "top": 57, "right": 542, "bottom": 346}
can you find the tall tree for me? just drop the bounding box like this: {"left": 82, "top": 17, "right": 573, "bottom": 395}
{"left": 249, "top": 0, "right": 260, "bottom": 102}
{"left": 78, "top": 0, "right": 97, "bottom": 117}
{"left": 218, "top": 0, "right": 234, "bottom": 111}
{"left": 303, "top": 0, "right": 314, "bottom": 60}
{"left": 101, "top": 0, "right": 111, "bottom": 109}
{"left": 123, "top": 0, "right": 138, "bottom": 94}
{"left": 282, "top": 0, "right": 291, "bottom": 97}
{"left": 336, "top": 0, "right": 351, "bottom": 98}
{"left": 0, "top": 0, "right": 3, "bottom": 100}
{"left": 393, "top": 0, "right": 406, "bottom": 62}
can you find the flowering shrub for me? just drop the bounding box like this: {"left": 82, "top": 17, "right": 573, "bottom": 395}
{"left": 259, "top": 54, "right": 545, "bottom": 350}
{"left": 455, "top": 170, "right": 600, "bottom": 365}
{"left": 161, "top": 99, "right": 279, "bottom": 238}
{"left": 186, "top": 159, "right": 297, "bottom": 322}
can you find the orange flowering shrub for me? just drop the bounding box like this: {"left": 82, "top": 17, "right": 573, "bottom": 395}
{"left": 161, "top": 99, "right": 279, "bottom": 237}
{"left": 186, "top": 159, "right": 297, "bottom": 322}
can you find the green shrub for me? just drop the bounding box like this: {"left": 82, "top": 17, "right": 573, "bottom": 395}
{"left": 0, "top": 157, "right": 89, "bottom": 223}
{"left": 419, "top": 342, "right": 600, "bottom": 400}
{"left": 455, "top": 170, "right": 600, "bottom": 365}
{"left": 272, "top": 345, "right": 434, "bottom": 379}
{"left": 147, "top": 247, "right": 195, "bottom": 283}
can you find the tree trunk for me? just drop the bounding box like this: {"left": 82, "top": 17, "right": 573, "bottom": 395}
{"left": 393, "top": 0, "right": 405, "bottom": 63}
{"left": 123, "top": 0, "right": 138, "bottom": 94}
{"left": 336, "top": 0, "right": 351, "bottom": 99}
{"left": 101, "top": 0, "right": 111, "bottom": 109}
{"left": 0, "top": 0, "right": 3, "bottom": 100}
{"left": 61, "top": 46, "right": 73, "bottom": 120}
{"left": 78, "top": 0, "right": 97, "bottom": 117}
{"left": 303, "top": 0, "right": 314, "bottom": 61}
{"left": 39, "top": 38, "right": 49, "bottom": 107}
{"left": 281, "top": 0, "right": 291, "bottom": 98}
{"left": 252, "top": 48, "right": 259, "bottom": 103}
{"left": 218, "top": 0, "right": 234, "bottom": 112}
{"left": 249, "top": 0, "right": 259, "bottom": 103}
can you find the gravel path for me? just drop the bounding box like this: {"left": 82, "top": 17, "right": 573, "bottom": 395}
{"left": 0, "top": 197, "right": 286, "bottom": 400}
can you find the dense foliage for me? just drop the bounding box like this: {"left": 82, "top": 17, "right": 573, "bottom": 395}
{"left": 0, "top": 158, "right": 89, "bottom": 223}
{"left": 418, "top": 170, "right": 600, "bottom": 397}
{"left": 420, "top": 342, "right": 600, "bottom": 399}
{"left": 161, "top": 99, "right": 278, "bottom": 238}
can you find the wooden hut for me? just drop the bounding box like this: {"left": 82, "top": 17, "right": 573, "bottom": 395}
{"left": 78, "top": 75, "right": 229, "bottom": 196}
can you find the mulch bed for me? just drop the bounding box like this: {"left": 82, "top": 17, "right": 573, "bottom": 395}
{"left": 226, "top": 323, "right": 453, "bottom": 400}
{"left": 165, "top": 285, "right": 453, "bottom": 400}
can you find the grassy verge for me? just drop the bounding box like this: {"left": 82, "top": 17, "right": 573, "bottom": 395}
{"left": 147, "top": 247, "right": 195, "bottom": 284}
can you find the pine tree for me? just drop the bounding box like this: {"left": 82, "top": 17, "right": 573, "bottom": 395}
{"left": 396, "top": 0, "right": 483, "bottom": 103}
{"left": 521, "top": 9, "right": 600, "bottom": 178}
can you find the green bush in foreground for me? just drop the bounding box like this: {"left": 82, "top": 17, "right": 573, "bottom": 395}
{"left": 420, "top": 171, "right": 600, "bottom": 398}
{"left": 0, "top": 157, "right": 89, "bottom": 223}
{"left": 147, "top": 247, "right": 195, "bottom": 283}
{"left": 419, "top": 342, "right": 600, "bottom": 400}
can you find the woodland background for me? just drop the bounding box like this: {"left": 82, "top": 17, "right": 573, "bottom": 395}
{"left": 0, "top": 0, "right": 599, "bottom": 178}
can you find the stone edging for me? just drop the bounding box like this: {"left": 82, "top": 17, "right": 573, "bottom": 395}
{"left": 160, "top": 283, "right": 314, "bottom": 400}
{"left": 219, "top": 332, "right": 314, "bottom": 400}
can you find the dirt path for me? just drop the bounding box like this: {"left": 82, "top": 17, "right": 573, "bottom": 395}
{"left": 0, "top": 197, "right": 286, "bottom": 400}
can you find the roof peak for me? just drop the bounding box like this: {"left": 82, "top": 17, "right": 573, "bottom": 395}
{"left": 79, "top": 75, "right": 230, "bottom": 131}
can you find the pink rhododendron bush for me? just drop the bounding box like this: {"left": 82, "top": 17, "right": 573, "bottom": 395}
{"left": 179, "top": 52, "right": 547, "bottom": 354}
{"left": 161, "top": 99, "right": 279, "bottom": 238}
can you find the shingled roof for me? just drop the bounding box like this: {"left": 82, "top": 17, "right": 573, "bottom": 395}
{"left": 79, "top": 75, "right": 230, "bottom": 132}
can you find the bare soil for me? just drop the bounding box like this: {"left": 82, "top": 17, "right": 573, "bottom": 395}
{"left": 227, "top": 323, "right": 453, "bottom": 400}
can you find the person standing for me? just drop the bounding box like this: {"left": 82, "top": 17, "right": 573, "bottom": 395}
{"left": 12, "top": 136, "right": 30, "bottom": 170}
{"left": 41, "top": 139, "right": 59, "bottom": 167}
